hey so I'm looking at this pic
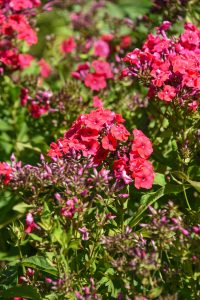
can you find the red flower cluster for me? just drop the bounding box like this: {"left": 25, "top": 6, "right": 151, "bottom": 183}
{"left": 0, "top": 162, "right": 12, "bottom": 185}
{"left": 48, "top": 109, "right": 154, "bottom": 189}
{"left": 72, "top": 60, "right": 113, "bottom": 91}
{"left": 0, "top": 0, "right": 40, "bottom": 71}
{"left": 123, "top": 21, "right": 200, "bottom": 111}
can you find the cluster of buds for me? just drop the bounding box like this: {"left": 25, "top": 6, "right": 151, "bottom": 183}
{"left": 75, "top": 278, "right": 102, "bottom": 300}
{"left": 151, "top": 0, "right": 190, "bottom": 21}
{"left": 101, "top": 226, "right": 159, "bottom": 276}
{"left": 102, "top": 202, "right": 200, "bottom": 298}
{"left": 123, "top": 22, "right": 200, "bottom": 112}
{"left": 13, "top": 269, "right": 65, "bottom": 300}
{"left": 20, "top": 88, "right": 53, "bottom": 118}
{"left": 141, "top": 202, "right": 200, "bottom": 246}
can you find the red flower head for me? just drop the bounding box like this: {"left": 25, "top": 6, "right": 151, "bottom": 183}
{"left": 60, "top": 36, "right": 76, "bottom": 54}
{"left": 92, "top": 60, "right": 113, "bottom": 78}
{"left": 0, "top": 162, "right": 12, "bottom": 185}
{"left": 158, "top": 85, "right": 176, "bottom": 102}
{"left": 120, "top": 35, "right": 132, "bottom": 49}
{"left": 93, "top": 96, "right": 103, "bottom": 108}
{"left": 102, "top": 134, "right": 117, "bottom": 151}
{"left": 84, "top": 73, "right": 106, "bottom": 91}
{"left": 132, "top": 159, "right": 154, "bottom": 189}
{"left": 131, "top": 129, "right": 153, "bottom": 159}
{"left": 18, "top": 53, "right": 34, "bottom": 69}
{"left": 38, "top": 58, "right": 52, "bottom": 78}
{"left": 111, "top": 124, "right": 130, "bottom": 141}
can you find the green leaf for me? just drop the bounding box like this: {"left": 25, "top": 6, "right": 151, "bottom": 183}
{"left": 0, "top": 119, "right": 12, "bottom": 131}
{"left": 153, "top": 173, "right": 166, "bottom": 186}
{"left": 39, "top": 202, "right": 52, "bottom": 230}
{"left": 148, "top": 286, "right": 163, "bottom": 298}
{"left": 187, "top": 180, "right": 200, "bottom": 193}
{"left": 171, "top": 171, "right": 188, "bottom": 181}
{"left": 69, "top": 240, "right": 80, "bottom": 250}
{"left": 12, "top": 202, "right": 32, "bottom": 213}
{"left": 1, "top": 285, "right": 42, "bottom": 299}
{"left": 0, "top": 252, "right": 18, "bottom": 262}
{"left": 28, "top": 233, "right": 43, "bottom": 242}
{"left": 22, "top": 256, "right": 57, "bottom": 276}
{"left": 51, "top": 221, "right": 69, "bottom": 247}
{"left": 44, "top": 293, "right": 59, "bottom": 300}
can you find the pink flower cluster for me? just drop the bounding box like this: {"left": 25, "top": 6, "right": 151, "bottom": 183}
{"left": 48, "top": 109, "right": 154, "bottom": 189}
{"left": 0, "top": 162, "right": 12, "bottom": 184}
{"left": 0, "top": 0, "right": 40, "bottom": 71}
{"left": 72, "top": 59, "right": 113, "bottom": 91}
{"left": 123, "top": 21, "right": 200, "bottom": 111}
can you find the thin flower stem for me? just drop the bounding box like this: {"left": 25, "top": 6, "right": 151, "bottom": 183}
{"left": 183, "top": 184, "right": 191, "bottom": 210}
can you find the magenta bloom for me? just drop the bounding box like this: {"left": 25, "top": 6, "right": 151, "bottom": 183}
{"left": 94, "top": 40, "right": 110, "bottom": 58}
{"left": 60, "top": 37, "right": 76, "bottom": 54}
{"left": 84, "top": 73, "right": 107, "bottom": 91}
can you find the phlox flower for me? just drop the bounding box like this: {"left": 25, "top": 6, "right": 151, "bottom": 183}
{"left": 94, "top": 40, "right": 110, "bottom": 58}
{"left": 60, "top": 36, "right": 76, "bottom": 54}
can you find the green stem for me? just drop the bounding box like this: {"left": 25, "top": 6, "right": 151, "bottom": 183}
{"left": 183, "top": 184, "right": 191, "bottom": 210}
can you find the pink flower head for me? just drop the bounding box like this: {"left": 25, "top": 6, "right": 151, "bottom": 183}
{"left": 38, "top": 58, "right": 52, "bottom": 78}
{"left": 72, "top": 62, "right": 90, "bottom": 80}
{"left": 25, "top": 212, "right": 39, "bottom": 233}
{"left": 93, "top": 96, "right": 103, "bottom": 108}
{"left": 60, "top": 37, "right": 76, "bottom": 54}
{"left": 157, "top": 21, "right": 171, "bottom": 33}
{"left": 29, "top": 102, "right": 49, "bottom": 118}
{"left": 84, "top": 73, "right": 106, "bottom": 91}
{"left": 9, "top": 0, "right": 41, "bottom": 11}
{"left": 158, "top": 85, "right": 176, "bottom": 102}
{"left": 132, "top": 159, "right": 154, "bottom": 189}
{"left": 102, "top": 134, "right": 117, "bottom": 151}
{"left": 18, "top": 54, "right": 34, "bottom": 69}
{"left": 131, "top": 129, "right": 153, "bottom": 159}
{"left": 111, "top": 124, "right": 130, "bottom": 141}
{"left": 92, "top": 60, "right": 113, "bottom": 78}
{"left": 188, "top": 101, "right": 199, "bottom": 112}
{"left": 94, "top": 40, "right": 110, "bottom": 58}
{"left": 101, "top": 33, "right": 113, "bottom": 42}
{"left": 120, "top": 35, "right": 132, "bottom": 49}
{"left": 0, "top": 162, "right": 12, "bottom": 184}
